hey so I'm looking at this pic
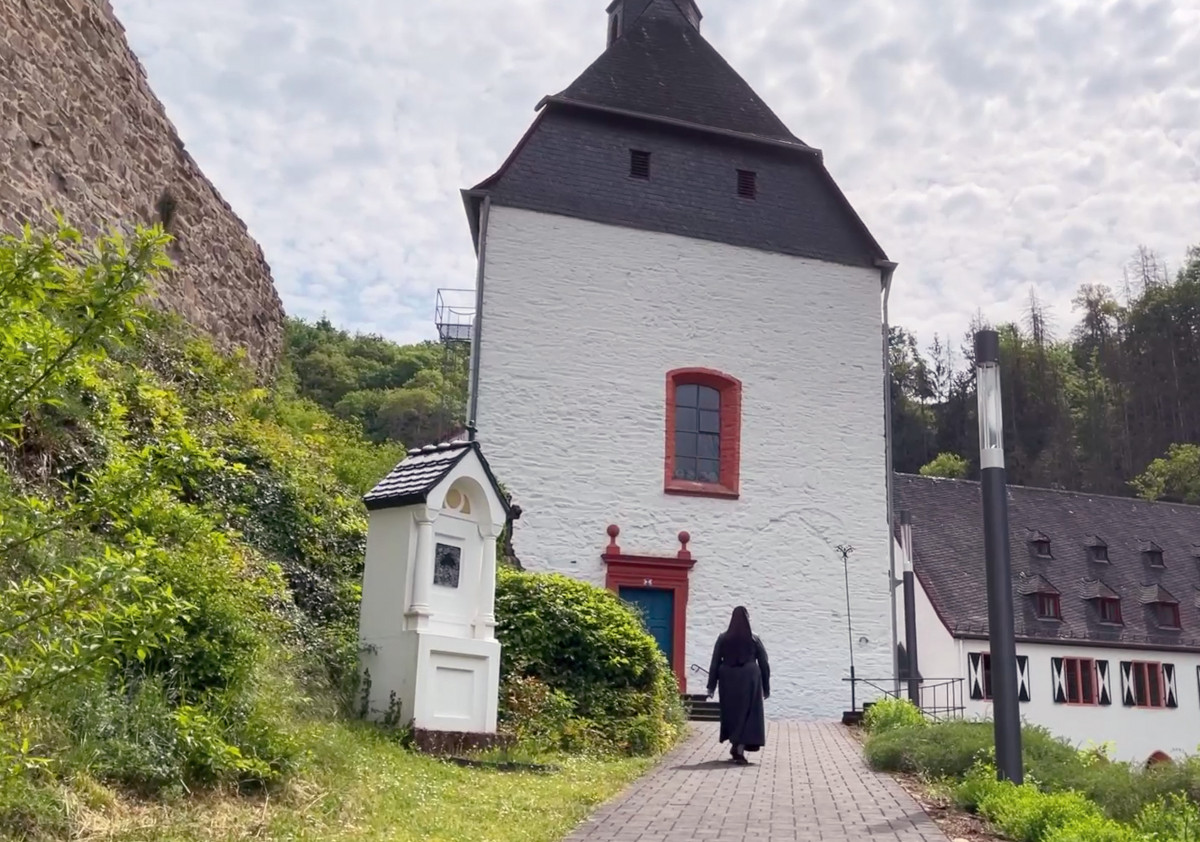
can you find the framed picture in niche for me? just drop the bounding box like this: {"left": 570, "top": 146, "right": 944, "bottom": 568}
{"left": 434, "top": 543, "right": 462, "bottom": 588}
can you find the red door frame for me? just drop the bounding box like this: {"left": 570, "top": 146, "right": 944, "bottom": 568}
{"left": 601, "top": 526, "right": 696, "bottom": 691}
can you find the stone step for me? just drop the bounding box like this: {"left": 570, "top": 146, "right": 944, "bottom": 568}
{"left": 682, "top": 693, "right": 721, "bottom": 722}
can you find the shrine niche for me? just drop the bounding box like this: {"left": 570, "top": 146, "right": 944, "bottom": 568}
{"left": 358, "top": 441, "right": 508, "bottom": 742}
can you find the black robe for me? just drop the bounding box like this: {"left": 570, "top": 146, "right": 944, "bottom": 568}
{"left": 706, "top": 632, "right": 770, "bottom": 751}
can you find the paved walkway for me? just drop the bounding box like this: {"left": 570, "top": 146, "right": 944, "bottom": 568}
{"left": 566, "top": 721, "right": 948, "bottom": 841}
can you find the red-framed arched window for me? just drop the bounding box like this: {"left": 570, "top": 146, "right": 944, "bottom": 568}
{"left": 663, "top": 368, "right": 742, "bottom": 499}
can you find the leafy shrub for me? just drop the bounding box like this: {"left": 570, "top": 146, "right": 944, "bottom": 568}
{"left": 867, "top": 720, "right": 1096, "bottom": 790}
{"left": 865, "top": 720, "right": 993, "bottom": 778}
{"left": 498, "top": 674, "right": 574, "bottom": 752}
{"left": 978, "top": 780, "right": 1103, "bottom": 841}
{"left": 919, "top": 452, "right": 969, "bottom": 479}
{"left": 1044, "top": 818, "right": 1145, "bottom": 842}
{"left": 958, "top": 761, "right": 1146, "bottom": 842}
{"left": 1134, "top": 793, "right": 1200, "bottom": 840}
{"left": 863, "top": 697, "right": 926, "bottom": 734}
{"left": 872, "top": 718, "right": 1200, "bottom": 841}
{"left": 0, "top": 221, "right": 394, "bottom": 823}
{"left": 495, "top": 568, "right": 685, "bottom": 755}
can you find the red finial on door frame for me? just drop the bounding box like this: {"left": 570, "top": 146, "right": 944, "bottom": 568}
{"left": 677, "top": 531, "right": 691, "bottom": 560}
{"left": 606, "top": 524, "right": 621, "bottom": 555}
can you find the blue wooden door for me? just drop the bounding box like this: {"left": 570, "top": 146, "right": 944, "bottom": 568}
{"left": 619, "top": 587, "right": 675, "bottom": 668}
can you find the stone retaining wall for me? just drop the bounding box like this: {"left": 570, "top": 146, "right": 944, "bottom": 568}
{"left": 0, "top": 0, "right": 285, "bottom": 375}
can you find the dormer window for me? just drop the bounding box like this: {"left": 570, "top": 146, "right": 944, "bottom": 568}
{"left": 1099, "top": 597, "right": 1123, "bottom": 625}
{"left": 1085, "top": 535, "right": 1108, "bottom": 562}
{"left": 1140, "top": 540, "right": 1164, "bottom": 567}
{"left": 1019, "top": 573, "right": 1061, "bottom": 620}
{"left": 608, "top": 13, "right": 620, "bottom": 46}
{"left": 1141, "top": 584, "right": 1181, "bottom": 630}
{"left": 1156, "top": 603, "right": 1182, "bottom": 629}
{"left": 629, "top": 149, "right": 651, "bottom": 179}
{"left": 1028, "top": 531, "right": 1053, "bottom": 559}
{"left": 1036, "top": 593, "right": 1062, "bottom": 620}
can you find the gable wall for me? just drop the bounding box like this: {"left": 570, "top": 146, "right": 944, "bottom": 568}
{"left": 473, "top": 205, "right": 890, "bottom": 719}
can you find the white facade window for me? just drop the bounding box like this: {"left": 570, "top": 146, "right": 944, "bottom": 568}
{"left": 1061, "top": 658, "right": 1097, "bottom": 705}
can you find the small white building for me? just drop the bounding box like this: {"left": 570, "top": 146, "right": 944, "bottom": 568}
{"left": 459, "top": 0, "right": 898, "bottom": 719}
{"left": 357, "top": 441, "right": 509, "bottom": 748}
{"left": 896, "top": 473, "right": 1200, "bottom": 764}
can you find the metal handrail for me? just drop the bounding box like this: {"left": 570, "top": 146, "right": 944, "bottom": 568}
{"left": 689, "top": 663, "right": 709, "bottom": 675}
{"left": 843, "top": 675, "right": 966, "bottom": 722}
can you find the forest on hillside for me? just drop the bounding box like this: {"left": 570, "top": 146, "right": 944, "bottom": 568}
{"left": 282, "top": 317, "right": 468, "bottom": 448}
{"left": 891, "top": 244, "right": 1200, "bottom": 502}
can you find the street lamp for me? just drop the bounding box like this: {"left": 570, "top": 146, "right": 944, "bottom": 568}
{"left": 837, "top": 544, "right": 857, "bottom": 713}
{"left": 975, "top": 329, "right": 1023, "bottom": 784}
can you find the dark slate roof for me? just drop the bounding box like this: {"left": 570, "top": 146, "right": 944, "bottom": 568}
{"left": 895, "top": 474, "right": 1200, "bottom": 652}
{"left": 462, "top": 2, "right": 890, "bottom": 270}
{"left": 555, "top": 13, "right": 806, "bottom": 146}
{"left": 363, "top": 440, "right": 508, "bottom": 515}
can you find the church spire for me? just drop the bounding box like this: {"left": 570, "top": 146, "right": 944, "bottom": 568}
{"left": 607, "top": 0, "right": 701, "bottom": 47}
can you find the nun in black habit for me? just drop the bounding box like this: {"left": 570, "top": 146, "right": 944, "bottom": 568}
{"left": 705, "top": 606, "right": 770, "bottom": 764}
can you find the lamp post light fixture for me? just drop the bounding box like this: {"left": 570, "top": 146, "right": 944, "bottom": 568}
{"left": 975, "top": 328, "right": 1024, "bottom": 784}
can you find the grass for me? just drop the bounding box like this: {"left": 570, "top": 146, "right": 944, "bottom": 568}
{"left": 32, "top": 722, "right": 658, "bottom": 842}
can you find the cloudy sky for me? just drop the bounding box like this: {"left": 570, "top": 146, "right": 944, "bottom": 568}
{"left": 110, "top": 0, "right": 1200, "bottom": 353}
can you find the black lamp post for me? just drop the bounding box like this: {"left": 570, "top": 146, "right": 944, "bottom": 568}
{"left": 974, "top": 329, "right": 1023, "bottom": 784}
{"left": 899, "top": 511, "right": 921, "bottom": 706}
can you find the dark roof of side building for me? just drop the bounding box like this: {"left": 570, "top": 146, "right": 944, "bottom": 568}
{"left": 462, "top": 0, "right": 889, "bottom": 271}
{"left": 363, "top": 440, "right": 509, "bottom": 515}
{"left": 895, "top": 473, "right": 1200, "bottom": 652}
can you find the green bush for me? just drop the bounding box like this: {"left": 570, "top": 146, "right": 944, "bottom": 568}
{"left": 1135, "top": 793, "right": 1200, "bottom": 840}
{"left": 864, "top": 720, "right": 993, "bottom": 778}
{"left": 495, "top": 568, "right": 686, "bottom": 755}
{"left": 978, "top": 780, "right": 1103, "bottom": 841}
{"left": 863, "top": 697, "right": 926, "bottom": 734}
{"left": 0, "top": 222, "right": 395, "bottom": 826}
{"left": 957, "top": 762, "right": 1146, "bottom": 842}
{"left": 1044, "top": 818, "right": 1146, "bottom": 842}
{"left": 869, "top": 717, "right": 1200, "bottom": 841}
{"left": 867, "top": 720, "right": 1096, "bottom": 789}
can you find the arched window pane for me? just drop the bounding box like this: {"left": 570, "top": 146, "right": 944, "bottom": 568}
{"left": 674, "top": 382, "right": 720, "bottom": 482}
{"left": 676, "top": 384, "right": 699, "bottom": 407}
{"left": 676, "top": 407, "right": 699, "bottom": 433}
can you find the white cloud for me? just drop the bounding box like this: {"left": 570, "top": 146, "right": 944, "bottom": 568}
{"left": 111, "top": 0, "right": 1200, "bottom": 356}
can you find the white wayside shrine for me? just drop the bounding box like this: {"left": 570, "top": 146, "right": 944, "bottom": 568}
{"left": 357, "top": 441, "right": 508, "bottom": 744}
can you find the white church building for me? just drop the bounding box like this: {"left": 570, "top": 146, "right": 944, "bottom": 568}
{"left": 459, "top": 0, "right": 898, "bottom": 719}
{"left": 896, "top": 473, "right": 1200, "bottom": 764}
